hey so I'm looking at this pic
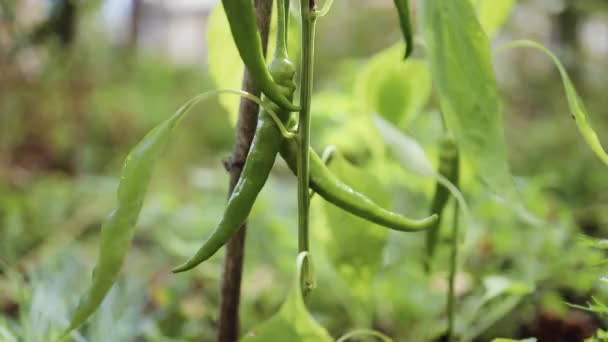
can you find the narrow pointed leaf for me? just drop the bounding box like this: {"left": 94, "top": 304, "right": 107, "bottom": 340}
{"left": 501, "top": 40, "right": 608, "bottom": 168}
{"left": 63, "top": 94, "right": 213, "bottom": 336}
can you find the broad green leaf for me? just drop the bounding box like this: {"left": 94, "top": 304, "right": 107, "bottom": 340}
{"left": 373, "top": 116, "right": 470, "bottom": 225}
{"left": 355, "top": 44, "right": 431, "bottom": 127}
{"left": 423, "top": 0, "right": 519, "bottom": 203}
{"left": 501, "top": 40, "right": 608, "bottom": 168}
{"left": 241, "top": 253, "right": 333, "bottom": 342}
{"left": 470, "top": 0, "right": 515, "bottom": 39}
{"left": 320, "top": 153, "right": 390, "bottom": 302}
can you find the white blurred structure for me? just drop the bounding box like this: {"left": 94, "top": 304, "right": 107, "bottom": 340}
{"left": 105, "top": 0, "right": 218, "bottom": 65}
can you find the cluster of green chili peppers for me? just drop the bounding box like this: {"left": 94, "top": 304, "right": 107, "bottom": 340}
{"left": 174, "top": 0, "right": 435, "bottom": 272}
{"left": 62, "top": 0, "right": 436, "bottom": 337}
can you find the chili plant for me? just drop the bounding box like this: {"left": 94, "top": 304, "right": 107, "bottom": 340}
{"left": 58, "top": 0, "right": 608, "bottom": 341}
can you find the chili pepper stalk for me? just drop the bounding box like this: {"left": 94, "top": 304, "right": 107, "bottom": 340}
{"left": 297, "top": 0, "right": 317, "bottom": 294}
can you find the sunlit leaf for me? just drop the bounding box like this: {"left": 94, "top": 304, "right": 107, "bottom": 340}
{"left": 241, "top": 253, "right": 333, "bottom": 342}
{"left": 373, "top": 116, "right": 470, "bottom": 224}
{"left": 482, "top": 275, "right": 532, "bottom": 303}
{"left": 321, "top": 152, "right": 390, "bottom": 302}
{"left": 355, "top": 44, "right": 431, "bottom": 127}
{"left": 470, "top": 0, "right": 515, "bottom": 39}
{"left": 501, "top": 40, "right": 608, "bottom": 168}
{"left": 423, "top": 0, "right": 519, "bottom": 203}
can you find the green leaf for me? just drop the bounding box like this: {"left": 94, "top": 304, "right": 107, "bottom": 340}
{"left": 492, "top": 339, "right": 537, "bottom": 342}
{"left": 482, "top": 275, "right": 532, "bottom": 303}
{"left": 423, "top": 0, "right": 519, "bottom": 202}
{"left": 470, "top": 0, "right": 515, "bottom": 39}
{"left": 501, "top": 40, "right": 608, "bottom": 168}
{"left": 320, "top": 153, "right": 390, "bottom": 303}
{"left": 64, "top": 91, "right": 242, "bottom": 336}
{"left": 373, "top": 116, "right": 470, "bottom": 225}
{"left": 241, "top": 253, "right": 333, "bottom": 342}
{"left": 355, "top": 44, "right": 432, "bottom": 127}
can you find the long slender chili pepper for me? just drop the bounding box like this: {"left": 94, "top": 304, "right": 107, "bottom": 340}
{"left": 222, "top": 0, "right": 298, "bottom": 111}
{"left": 425, "top": 137, "right": 459, "bottom": 270}
{"left": 393, "top": 0, "right": 414, "bottom": 59}
{"left": 173, "top": 1, "right": 296, "bottom": 273}
{"left": 280, "top": 139, "right": 439, "bottom": 232}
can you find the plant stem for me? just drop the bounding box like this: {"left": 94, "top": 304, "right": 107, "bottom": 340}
{"left": 218, "top": 1, "right": 273, "bottom": 341}
{"left": 447, "top": 200, "right": 460, "bottom": 341}
{"left": 297, "top": 0, "right": 317, "bottom": 293}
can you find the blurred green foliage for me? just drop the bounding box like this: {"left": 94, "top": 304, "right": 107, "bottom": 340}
{"left": 1, "top": 0, "right": 608, "bottom": 341}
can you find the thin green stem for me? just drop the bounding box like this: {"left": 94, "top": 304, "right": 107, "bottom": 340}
{"left": 447, "top": 200, "right": 460, "bottom": 341}
{"left": 313, "top": 0, "right": 334, "bottom": 17}
{"left": 297, "top": 0, "right": 317, "bottom": 293}
{"left": 276, "top": 0, "right": 288, "bottom": 58}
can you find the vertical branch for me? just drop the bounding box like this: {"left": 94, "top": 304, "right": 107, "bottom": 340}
{"left": 218, "top": 0, "right": 273, "bottom": 341}
{"left": 297, "top": 0, "right": 317, "bottom": 291}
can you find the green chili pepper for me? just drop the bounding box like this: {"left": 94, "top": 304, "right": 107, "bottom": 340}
{"left": 222, "top": 0, "right": 299, "bottom": 111}
{"left": 425, "top": 137, "right": 459, "bottom": 270}
{"left": 173, "top": 66, "right": 296, "bottom": 273}
{"left": 280, "top": 139, "right": 439, "bottom": 232}
{"left": 393, "top": 0, "right": 414, "bottom": 59}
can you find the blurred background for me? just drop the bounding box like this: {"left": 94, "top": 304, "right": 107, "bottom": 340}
{"left": 1, "top": 0, "right": 608, "bottom": 340}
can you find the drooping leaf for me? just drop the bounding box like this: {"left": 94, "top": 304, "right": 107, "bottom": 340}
{"left": 241, "top": 252, "right": 333, "bottom": 342}
{"left": 64, "top": 91, "right": 236, "bottom": 336}
{"left": 423, "top": 0, "right": 519, "bottom": 202}
{"left": 470, "top": 0, "right": 515, "bottom": 39}
{"left": 320, "top": 152, "right": 390, "bottom": 303}
{"left": 501, "top": 40, "right": 608, "bottom": 168}
{"left": 355, "top": 44, "right": 432, "bottom": 127}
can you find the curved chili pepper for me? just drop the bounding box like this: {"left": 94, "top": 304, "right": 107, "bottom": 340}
{"left": 393, "top": 0, "right": 414, "bottom": 59}
{"left": 425, "top": 137, "right": 459, "bottom": 270}
{"left": 222, "top": 0, "right": 299, "bottom": 111}
{"left": 279, "top": 139, "right": 439, "bottom": 232}
{"left": 173, "top": 58, "right": 296, "bottom": 273}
